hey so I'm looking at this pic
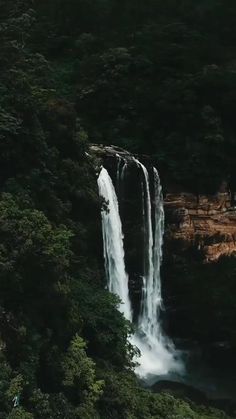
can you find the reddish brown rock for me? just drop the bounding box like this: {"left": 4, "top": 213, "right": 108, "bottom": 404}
{"left": 164, "top": 192, "right": 236, "bottom": 262}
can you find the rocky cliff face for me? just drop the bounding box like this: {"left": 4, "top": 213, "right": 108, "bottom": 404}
{"left": 91, "top": 144, "right": 236, "bottom": 263}
{"left": 164, "top": 192, "right": 236, "bottom": 262}
{"left": 163, "top": 192, "right": 236, "bottom": 347}
{"left": 91, "top": 145, "right": 236, "bottom": 347}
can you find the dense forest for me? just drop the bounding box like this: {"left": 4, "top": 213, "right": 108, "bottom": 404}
{"left": 0, "top": 0, "right": 236, "bottom": 417}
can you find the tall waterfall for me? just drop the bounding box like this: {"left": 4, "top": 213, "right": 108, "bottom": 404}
{"left": 98, "top": 159, "right": 183, "bottom": 378}
{"left": 133, "top": 158, "right": 155, "bottom": 332}
{"left": 153, "top": 167, "right": 165, "bottom": 322}
{"left": 132, "top": 160, "right": 181, "bottom": 377}
{"left": 138, "top": 164, "right": 164, "bottom": 338}
{"left": 97, "top": 167, "right": 132, "bottom": 321}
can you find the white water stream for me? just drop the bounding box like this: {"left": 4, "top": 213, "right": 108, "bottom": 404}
{"left": 97, "top": 167, "right": 132, "bottom": 321}
{"left": 98, "top": 161, "right": 183, "bottom": 378}
{"left": 132, "top": 160, "right": 182, "bottom": 377}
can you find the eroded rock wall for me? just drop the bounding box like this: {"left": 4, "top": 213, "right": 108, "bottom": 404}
{"left": 164, "top": 192, "right": 236, "bottom": 262}
{"left": 92, "top": 145, "right": 236, "bottom": 347}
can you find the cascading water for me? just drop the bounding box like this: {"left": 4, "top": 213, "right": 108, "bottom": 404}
{"left": 97, "top": 167, "right": 132, "bottom": 321}
{"left": 138, "top": 164, "right": 164, "bottom": 338}
{"left": 116, "top": 155, "right": 127, "bottom": 211}
{"left": 98, "top": 158, "right": 183, "bottom": 379}
{"left": 153, "top": 167, "right": 165, "bottom": 321}
{"left": 116, "top": 154, "right": 123, "bottom": 194}
{"left": 133, "top": 158, "right": 154, "bottom": 332}
{"left": 132, "top": 160, "right": 182, "bottom": 377}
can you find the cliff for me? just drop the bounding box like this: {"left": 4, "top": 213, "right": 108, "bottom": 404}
{"left": 164, "top": 193, "right": 236, "bottom": 262}
{"left": 91, "top": 145, "right": 236, "bottom": 350}
{"left": 91, "top": 145, "right": 236, "bottom": 263}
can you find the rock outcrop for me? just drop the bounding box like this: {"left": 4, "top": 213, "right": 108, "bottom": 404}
{"left": 90, "top": 144, "right": 135, "bottom": 163}
{"left": 91, "top": 144, "right": 236, "bottom": 263}
{"left": 164, "top": 192, "right": 236, "bottom": 262}
{"left": 91, "top": 145, "right": 236, "bottom": 347}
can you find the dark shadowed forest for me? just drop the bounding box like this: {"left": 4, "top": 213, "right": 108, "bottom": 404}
{"left": 0, "top": 1, "right": 236, "bottom": 417}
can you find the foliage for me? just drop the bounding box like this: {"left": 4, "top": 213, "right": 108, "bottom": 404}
{"left": 0, "top": 0, "right": 235, "bottom": 418}
{"left": 62, "top": 334, "right": 104, "bottom": 417}
{"left": 34, "top": 0, "right": 236, "bottom": 193}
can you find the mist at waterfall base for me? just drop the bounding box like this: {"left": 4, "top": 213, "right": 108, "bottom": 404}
{"left": 97, "top": 163, "right": 184, "bottom": 380}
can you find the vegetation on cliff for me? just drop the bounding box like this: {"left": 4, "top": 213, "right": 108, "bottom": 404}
{"left": 0, "top": 0, "right": 235, "bottom": 417}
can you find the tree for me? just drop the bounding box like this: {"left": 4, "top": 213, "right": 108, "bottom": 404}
{"left": 62, "top": 334, "right": 104, "bottom": 418}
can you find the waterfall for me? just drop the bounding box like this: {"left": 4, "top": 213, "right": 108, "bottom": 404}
{"left": 153, "top": 167, "right": 165, "bottom": 323}
{"left": 133, "top": 158, "right": 155, "bottom": 333}
{"left": 116, "top": 155, "right": 122, "bottom": 192}
{"left": 97, "top": 167, "right": 132, "bottom": 321}
{"left": 98, "top": 159, "right": 183, "bottom": 379}
{"left": 132, "top": 159, "right": 182, "bottom": 377}
{"left": 116, "top": 154, "right": 127, "bottom": 206}
{"left": 139, "top": 166, "right": 164, "bottom": 338}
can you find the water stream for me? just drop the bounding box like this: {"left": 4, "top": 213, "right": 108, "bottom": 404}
{"left": 97, "top": 167, "right": 132, "bottom": 321}
{"left": 98, "top": 160, "right": 183, "bottom": 378}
